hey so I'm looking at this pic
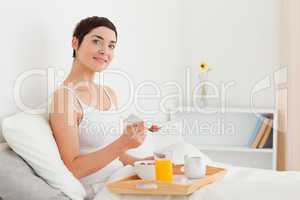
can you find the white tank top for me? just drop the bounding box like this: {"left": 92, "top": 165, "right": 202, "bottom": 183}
{"left": 61, "top": 85, "right": 124, "bottom": 187}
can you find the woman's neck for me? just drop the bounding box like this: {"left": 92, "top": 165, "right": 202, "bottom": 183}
{"left": 64, "top": 59, "right": 95, "bottom": 87}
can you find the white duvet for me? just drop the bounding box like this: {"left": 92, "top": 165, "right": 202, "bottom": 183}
{"left": 92, "top": 162, "right": 300, "bottom": 200}
{"left": 76, "top": 125, "right": 299, "bottom": 200}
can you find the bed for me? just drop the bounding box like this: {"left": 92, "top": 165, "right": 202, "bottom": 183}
{"left": 1, "top": 112, "right": 300, "bottom": 200}
{"left": 1, "top": 141, "right": 300, "bottom": 200}
{"left": 91, "top": 161, "right": 300, "bottom": 200}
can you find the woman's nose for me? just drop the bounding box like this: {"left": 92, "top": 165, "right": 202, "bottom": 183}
{"left": 98, "top": 46, "right": 105, "bottom": 54}
{"left": 98, "top": 44, "right": 108, "bottom": 54}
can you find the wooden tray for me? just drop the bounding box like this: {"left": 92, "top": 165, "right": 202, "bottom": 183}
{"left": 106, "top": 165, "right": 227, "bottom": 195}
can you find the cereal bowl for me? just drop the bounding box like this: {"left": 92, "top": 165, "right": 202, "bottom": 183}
{"left": 133, "top": 160, "right": 156, "bottom": 181}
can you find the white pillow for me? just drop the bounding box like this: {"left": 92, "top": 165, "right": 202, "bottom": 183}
{"left": 2, "top": 110, "right": 86, "bottom": 200}
{"left": 157, "top": 141, "right": 212, "bottom": 165}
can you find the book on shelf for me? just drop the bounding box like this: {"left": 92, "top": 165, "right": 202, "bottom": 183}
{"left": 258, "top": 119, "right": 273, "bottom": 148}
{"left": 248, "top": 117, "right": 263, "bottom": 146}
{"left": 251, "top": 117, "right": 272, "bottom": 148}
{"left": 263, "top": 130, "right": 273, "bottom": 148}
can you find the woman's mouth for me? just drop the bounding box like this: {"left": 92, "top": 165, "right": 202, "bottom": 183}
{"left": 93, "top": 57, "right": 108, "bottom": 64}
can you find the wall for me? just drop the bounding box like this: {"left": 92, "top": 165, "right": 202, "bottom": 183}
{"left": 0, "top": 0, "right": 281, "bottom": 142}
{"left": 0, "top": 0, "right": 183, "bottom": 122}
{"left": 181, "top": 0, "right": 280, "bottom": 109}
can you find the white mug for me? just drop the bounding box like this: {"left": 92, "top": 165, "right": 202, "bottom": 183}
{"left": 184, "top": 155, "right": 206, "bottom": 178}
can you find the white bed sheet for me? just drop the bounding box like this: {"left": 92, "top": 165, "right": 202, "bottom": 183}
{"left": 93, "top": 162, "right": 300, "bottom": 200}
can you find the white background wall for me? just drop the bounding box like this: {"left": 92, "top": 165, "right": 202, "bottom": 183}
{"left": 182, "top": 0, "right": 280, "bottom": 108}
{"left": 0, "top": 0, "right": 280, "bottom": 136}
{"left": 0, "top": 0, "right": 183, "bottom": 120}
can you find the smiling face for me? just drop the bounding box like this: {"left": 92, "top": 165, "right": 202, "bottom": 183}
{"left": 72, "top": 26, "right": 117, "bottom": 72}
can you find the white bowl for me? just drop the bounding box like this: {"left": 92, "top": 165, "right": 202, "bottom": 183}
{"left": 133, "top": 160, "right": 156, "bottom": 180}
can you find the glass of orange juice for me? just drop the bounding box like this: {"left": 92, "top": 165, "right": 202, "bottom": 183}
{"left": 154, "top": 151, "right": 173, "bottom": 183}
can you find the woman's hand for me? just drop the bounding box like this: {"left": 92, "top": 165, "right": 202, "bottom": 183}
{"left": 119, "top": 121, "right": 146, "bottom": 151}
{"left": 119, "top": 153, "right": 154, "bottom": 166}
{"left": 140, "top": 155, "right": 155, "bottom": 161}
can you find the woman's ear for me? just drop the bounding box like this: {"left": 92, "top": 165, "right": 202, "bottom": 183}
{"left": 72, "top": 37, "right": 79, "bottom": 51}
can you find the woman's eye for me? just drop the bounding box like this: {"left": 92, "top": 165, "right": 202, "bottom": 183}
{"left": 109, "top": 44, "right": 115, "bottom": 49}
{"left": 93, "top": 40, "right": 100, "bottom": 45}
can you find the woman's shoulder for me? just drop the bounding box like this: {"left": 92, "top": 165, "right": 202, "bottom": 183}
{"left": 49, "top": 85, "right": 82, "bottom": 114}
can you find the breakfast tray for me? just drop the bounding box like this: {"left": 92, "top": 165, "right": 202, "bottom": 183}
{"left": 106, "top": 165, "right": 227, "bottom": 195}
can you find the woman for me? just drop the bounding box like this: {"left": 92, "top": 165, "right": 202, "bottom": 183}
{"left": 49, "top": 16, "right": 152, "bottom": 188}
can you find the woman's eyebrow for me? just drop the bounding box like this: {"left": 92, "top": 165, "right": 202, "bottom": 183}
{"left": 92, "top": 34, "right": 116, "bottom": 44}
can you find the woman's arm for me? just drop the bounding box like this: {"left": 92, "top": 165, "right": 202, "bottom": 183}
{"left": 49, "top": 88, "right": 145, "bottom": 179}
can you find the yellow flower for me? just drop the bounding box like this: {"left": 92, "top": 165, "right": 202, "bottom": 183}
{"left": 199, "top": 62, "right": 209, "bottom": 72}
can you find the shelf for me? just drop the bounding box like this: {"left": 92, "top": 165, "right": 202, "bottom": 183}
{"left": 168, "top": 106, "right": 278, "bottom": 169}
{"left": 196, "top": 145, "right": 274, "bottom": 153}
